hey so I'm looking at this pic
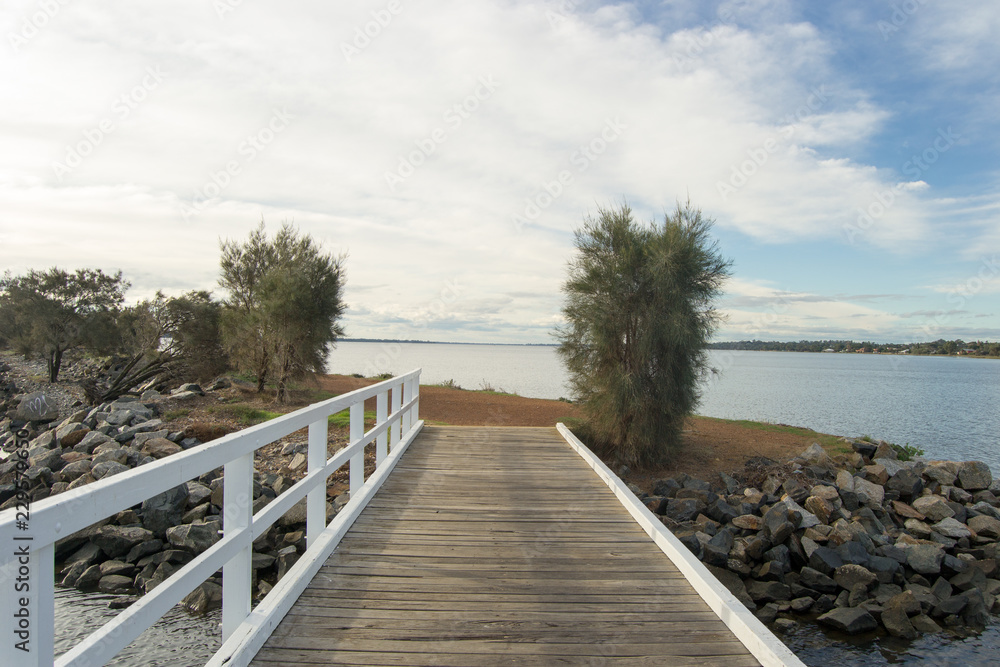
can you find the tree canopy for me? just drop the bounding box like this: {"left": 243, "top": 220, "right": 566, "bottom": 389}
{"left": 0, "top": 267, "right": 129, "bottom": 381}
{"left": 556, "top": 201, "right": 731, "bottom": 466}
{"left": 219, "top": 222, "right": 347, "bottom": 402}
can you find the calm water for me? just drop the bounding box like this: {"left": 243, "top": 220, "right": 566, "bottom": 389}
{"left": 327, "top": 342, "right": 1000, "bottom": 470}
{"left": 54, "top": 587, "right": 220, "bottom": 665}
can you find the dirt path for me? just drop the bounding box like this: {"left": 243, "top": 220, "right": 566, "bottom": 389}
{"left": 314, "top": 374, "right": 839, "bottom": 486}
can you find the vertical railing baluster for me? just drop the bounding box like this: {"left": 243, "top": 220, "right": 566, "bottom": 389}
{"left": 376, "top": 390, "right": 388, "bottom": 465}
{"left": 391, "top": 383, "right": 402, "bottom": 449}
{"left": 349, "top": 402, "right": 364, "bottom": 495}
{"left": 307, "top": 418, "right": 328, "bottom": 548}
{"left": 222, "top": 452, "right": 254, "bottom": 640}
{"left": 413, "top": 376, "right": 420, "bottom": 423}
{"left": 403, "top": 378, "right": 413, "bottom": 434}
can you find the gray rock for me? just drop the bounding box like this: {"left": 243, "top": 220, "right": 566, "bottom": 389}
{"left": 75, "top": 431, "right": 114, "bottom": 454}
{"left": 64, "top": 541, "right": 104, "bottom": 568}
{"left": 663, "top": 498, "right": 705, "bottom": 523}
{"left": 91, "top": 461, "right": 130, "bottom": 480}
{"left": 75, "top": 564, "right": 104, "bottom": 589}
{"left": 801, "top": 566, "right": 839, "bottom": 593}
{"left": 931, "top": 517, "right": 971, "bottom": 539}
{"left": 853, "top": 476, "right": 885, "bottom": 507}
{"left": 958, "top": 461, "right": 993, "bottom": 491}
{"left": 56, "top": 421, "right": 88, "bottom": 441}
{"left": 115, "top": 419, "right": 165, "bottom": 443}
{"left": 968, "top": 514, "right": 1000, "bottom": 539}
{"left": 763, "top": 505, "right": 794, "bottom": 544}
{"left": 924, "top": 462, "right": 958, "bottom": 486}
{"left": 186, "top": 481, "right": 213, "bottom": 507}
{"left": 907, "top": 544, "right": 945, "bottom": 575}
{"left": 15, "top": 392, "right": 60, "bottom": 422}
{"left": 882, "top": 606, "right": 918, "bottom": 639}
{"left": 141, "top": 484, "right": 190, "bottom": 536}
{"left": 183, "top": 581, "right": 222, "bottom": 614}
{"left": 28, "top": 447, "right": 65, "bottom": 472}
{"left": 886, "top": 469, "right": 923, "bottom": 501}
{"left": 817, "top": 606, "right": 878, "bottom": 633}
{"left": 706, "top": 565, "right": 756, "bottom": 610}
{"left": 92, "top": 526, "right": 155, "bottom": 558}
{"left": 801, "top": 443, "right": 835, "bottom": 467}
{"left": 834, "top": 564, "right": 877, "bottom": 591}
{"left": 745, "top": 579, "right": 791, "bottom": 603}
{"left": 875, "top": 458, "right": 910, "bottom": 478}
{"left": 808, "top": 547, "right": 844, "bottom": 576}
{"left": 60, "top": 459, "right": 94, "bottom": 482}
{"left": 911, "top": 613, "right": 942, "bottom": 633}
{"left": 93, "top": 448, "right": 128, "bottom": 465}
{"left": 166, "top": 522, "right": 220, "bottom": 552}
{"left": 912, "top": 495, "right": 954, "bottom": 522}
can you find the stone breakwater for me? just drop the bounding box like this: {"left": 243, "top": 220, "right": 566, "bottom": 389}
{"left": 637, "top": 440, "right": 1000, "bottom": 639}
{"left": 0, "top": 383, "right": 342, "bottom": 614}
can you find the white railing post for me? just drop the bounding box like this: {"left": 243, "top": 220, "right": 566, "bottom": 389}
{"left": 390, "top": 382, "right": 402, "bottom": 449}
{"left": 222, "top": 452, "right": 253, "bottom": 640}
{"left": 403, "top": 379, "right": 413, "bottom": 434}
{"left": 307, "top": 418, "right": 328, "bottom": 548}
{"left": 376, "top": 390, "right": 388, "bottom": 465}
{"left": 349, "top": 402, "right": 364, "bottom": 495}
{"left": 413, "top": 376, "right": 420, "bottom": 423}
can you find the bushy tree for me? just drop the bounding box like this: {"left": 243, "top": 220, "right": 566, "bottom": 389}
{"left": 0, "top": 268, "right": 129, "bottom": 381}
{"left": 556, "top": 201, "right": 731, "bottom": 466}
{"left": 219, "top": 222, "right": 346, "bottom": 402}
{"left": 85, "top": 291, "right": 229, "bottom": 403}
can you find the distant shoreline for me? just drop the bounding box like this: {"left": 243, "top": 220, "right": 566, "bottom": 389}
{"left": 340, "top": 338, "right": 557, "bottom": 347}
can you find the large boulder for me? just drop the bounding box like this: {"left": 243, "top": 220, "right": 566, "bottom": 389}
{"left": 906, "top": 544, "right": 945, "bottom": 575}
{"left": 141, "top": 484, "right": 190, "bottom": 536}
{"left": 166, "top": 522, "right": 220, "bottom": 553}
{"left": 912, "top": 495, "right": 954, "bottom": 522}
{"left": 15, "top": 392, "right": 60, "bottom": 422}
{"left": 968, "top": 515, "right": 1000, "bottom": 539}
{"left": 817, "top": 607, "right": 878, "bottom": 633}
{"left": 958, "top": 461, "right": 992, "bottom": 491}
{"left": 853, "top": 476, "right": 884, "bottom": 507}
{"left": 92, "top": 526, "right": 155, "bottom": 559}
{"left": 834, "top": 564, "right": 877, "bottom": 591}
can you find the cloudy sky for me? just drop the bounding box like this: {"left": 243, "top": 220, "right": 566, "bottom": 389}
{"left": 2, "top": 0, "right": 998, "bottom": 344}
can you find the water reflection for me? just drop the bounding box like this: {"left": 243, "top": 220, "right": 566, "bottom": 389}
{"left": 54, "top": 587, "right": 220, "bottom": 666}
{"left": 785, "top": 616, "right": 1000, "bottom": 666}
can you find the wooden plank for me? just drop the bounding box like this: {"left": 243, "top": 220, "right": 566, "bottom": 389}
{"left": 250, "top": 427, "right": 764, "bottom": 667}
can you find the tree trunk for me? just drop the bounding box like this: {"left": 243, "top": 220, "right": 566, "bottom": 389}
{"left": 48, "top": 347, "right": 63, "bottom": 382}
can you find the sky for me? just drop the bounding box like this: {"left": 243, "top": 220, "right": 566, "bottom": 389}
{"left": 1, "top": 0, "right": 998, "bottom": 345}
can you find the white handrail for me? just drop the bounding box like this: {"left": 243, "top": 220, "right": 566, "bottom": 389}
{"left": 0, "top": 369, "right": 422, "bottom": 667}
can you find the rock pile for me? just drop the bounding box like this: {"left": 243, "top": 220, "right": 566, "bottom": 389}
{"left": 641, "top": 441, "right": 1000, "bottom": 638}
{"left": 0, "top": 382, "right": 340, "bottom": 613}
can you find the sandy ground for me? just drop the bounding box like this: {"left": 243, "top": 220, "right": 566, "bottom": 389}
{"left": 314, "top": 374, "right": 833, "bottom": 487}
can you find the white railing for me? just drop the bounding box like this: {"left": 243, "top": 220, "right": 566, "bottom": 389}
{"left": 0, "top": 369, "right": 422, "bottom": 667}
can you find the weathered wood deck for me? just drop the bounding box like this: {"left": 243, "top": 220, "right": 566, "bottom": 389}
{"left": 250, "top": 426, "right": 761, "bottom": 666}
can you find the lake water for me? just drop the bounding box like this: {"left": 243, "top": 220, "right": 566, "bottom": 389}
{"left": 327, "top": 342, "right": 1000, "bottom": 471}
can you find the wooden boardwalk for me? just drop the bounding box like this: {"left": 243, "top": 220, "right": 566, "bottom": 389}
{"left": 250, "top": 426, "right": 761, "bottom": 666}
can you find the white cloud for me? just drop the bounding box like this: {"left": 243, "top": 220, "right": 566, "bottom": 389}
{"left": 0, "top": 0, "right": 996, "bottom": 343}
